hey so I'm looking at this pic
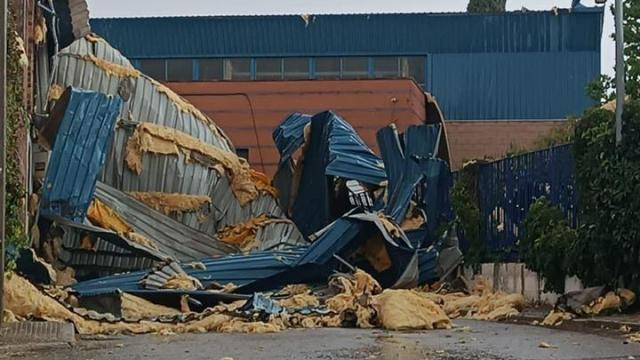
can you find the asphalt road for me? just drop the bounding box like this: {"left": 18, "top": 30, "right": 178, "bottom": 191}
{"left": 4, "top": 320, "right": 640, "bottom": 360}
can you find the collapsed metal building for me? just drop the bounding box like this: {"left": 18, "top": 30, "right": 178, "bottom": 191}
{"left": 19, "top": 0, "right": 461, "bottom": 313}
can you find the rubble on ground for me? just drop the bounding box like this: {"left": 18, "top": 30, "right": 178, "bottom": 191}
{"left": 538, "top": 287, "right": 636, "bottom": 327}
{"left": 4, "top": 269, "right": 526, "bottom": 335}
{"left": 3, "top": 31, "right": 532, "bottom": 336}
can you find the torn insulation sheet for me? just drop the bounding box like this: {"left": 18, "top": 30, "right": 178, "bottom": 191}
{"left": 87, "top": 199, "right": 159, "bottom": 250}
{"left": 128, "top": 192, "right": 211, "bottom": 215}
{"left": 48, "top": 84, "right": 64, "bottom": 102}
{"left": 217, "top": 214, "right": 293, "bottom": 251}
{"left": 373, "top": 289, "right": 451, "bottom": 330}
{"left": 124, "top": 122, "right": 258, "bottom": 206}
{"left": 80, "top": 53, "right": 141, "bottom": 78}
{"left": 34, "top": 15, "right": 47, "bottom": 44}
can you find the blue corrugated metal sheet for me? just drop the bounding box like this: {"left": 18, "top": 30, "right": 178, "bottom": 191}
{"left": 283, "top": 110, "right": 386, "bottom": 236}
{"left": 72, "top": 248, "right": 305, "bottom": 295}
{"left": 428, "top": 51, "right": 600, "bottom": 119}
{"left": 273, "top": 113, "right": 312, "bottom": 161}
{"left": 90, "top": 9, "right": 603, "bottom": 58}
{"left": 40, "top": 88, "right": 123, "bottom": 222}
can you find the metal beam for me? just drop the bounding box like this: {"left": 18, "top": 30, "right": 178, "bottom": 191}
{"left": 0, "top": 0, "right": 7, "bottom": 327}
{"left": 615, "top": 0, "right": 625, "bottom": 144}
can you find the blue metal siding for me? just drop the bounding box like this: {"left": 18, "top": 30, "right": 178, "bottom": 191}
{"left": 90, "top": 9, "right": 603, "bottom": 59}
{"left": 40, "top": 88, "right": 123, "bottom": 222}
{"left": 430, "top": 51, "right": 599, "bottom": 120}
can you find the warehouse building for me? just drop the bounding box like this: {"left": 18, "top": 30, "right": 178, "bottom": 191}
{"left": 90, "top": 7, "right": 603, "bottom": 171}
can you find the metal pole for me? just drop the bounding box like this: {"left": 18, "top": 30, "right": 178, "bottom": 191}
{"left": 0, "top": 0, "right": 7, "bottom": 327}
{"left": 615, "top": 0, "right": 625, "bottom": 144}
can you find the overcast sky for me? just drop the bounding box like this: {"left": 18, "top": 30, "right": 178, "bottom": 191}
{"left": 86, "top": 0, "right": 615, "bottom": 77}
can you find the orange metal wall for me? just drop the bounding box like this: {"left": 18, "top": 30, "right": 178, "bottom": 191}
{"left": 446, "top": 121, "right": 564, "bottom": 170}
{"left": 167, "top": 79, "right": 427, "bottom": 176}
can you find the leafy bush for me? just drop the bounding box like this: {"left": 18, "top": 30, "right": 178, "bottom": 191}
{"left": 451, "top": 163, "right": 484, "bottom": 269}
{"left": 572, "top": 100, "right": 640, "bottom": 290}
{"left": 520, "top": 197, "right": 576, "bottom": 294}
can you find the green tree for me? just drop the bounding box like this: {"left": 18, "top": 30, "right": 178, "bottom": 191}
{"left": 520, "top": 197, "right": 577, "bottom": 293}
{"left": 572, "top": 100, "right": 640, "bottom": 290}
{"left": 467, "top": 0, "right": 507, "bottom": 13}
{"left": 587, "top": 0, "right": 640, "bottom": 103}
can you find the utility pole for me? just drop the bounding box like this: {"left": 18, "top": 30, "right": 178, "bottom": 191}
{"left": 615, "top": 0, "right": 625, "bottom": 144}
{"left": 0, "top": 0, "right": 6, "bottom": 327}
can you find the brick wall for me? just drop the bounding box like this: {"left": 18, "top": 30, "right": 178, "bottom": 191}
{"left": 446, "top": 121, "right": 565, "bottom": 170}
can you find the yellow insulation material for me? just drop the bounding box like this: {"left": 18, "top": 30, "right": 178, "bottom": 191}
{"left": 162, "top": 273, "right": 203, "bottom": 291}
{"left": 579, "top": 289, "right": 635, "bottom": 315}
{"left": 48, "top": 84, "right": 65, "bottom": 102}
{"left": 372, "top": 290, "right": 451, "bottom": 330}
{"left": 217, "top": 214, "right": 291, "bottom": 251}
{"left": 121, "top": 293, "right": 181, "bottom": 320}
{"left": 88, "top": 199, "right": 132, "bottom": 234}
{"left": 3, "top": 274, "right": 273, "bottom": 335}
{"left": 128, "top": 191, "right": 211, "bottom": 215}
{"left": 87, "top": 199, "right": 158, "bottom": 250}
{"left": 278, "top": 293, "right": 320, "bottom": 308}
{"left": 81, "top": 54, "right": 141, "bottom": 78}
{"left": 324, "top": 270, "right": 382, "bottom": 329}
{"left": 280, "top": 284, "right": 311, "bottom": 296}
{"left": 34, "top": 15, "right": 47, "bottom": 44}
{"left": 126, "top": 232, "right": 159, "bottom": 251}
{"left": 541, "top": 310, "right": 574, "bottom": 326}
{"left": 250, "top": 169, "right": 279, "bottom": 198}
{"left": 125, "top": 122, "right": 258, "bottom": 206}
{"left": 376, "top": 214, "right": 403, "bottom": 238}
{"left": 3, "top": 309, "right": 19, "bottom": 323}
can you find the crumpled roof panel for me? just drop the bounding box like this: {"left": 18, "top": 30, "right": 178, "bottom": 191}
{"left": 51, "top": 36, "right": 304, "bottom": 251}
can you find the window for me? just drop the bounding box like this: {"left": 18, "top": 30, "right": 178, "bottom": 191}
{"left": 255, "top": 58, "right": 282, "bottom": 80}
{"left": 341, "top": 57, "right": 369, "bottom": 79}
{"left": 166, "top": 59, "right": 193, "bottom": 81}
{"left": 224, "top": 58, "right": 251, "bottom": 80}
{"left": 199, "top": 59, "right": 224, "bottom": 80}
{"left": 401, "top": 56, "right": 426, "bottom": 87}
{"left": 283, "top": 58, "right": 309, "bottom": 80}
{"left": 236, "top": 148, "right": 249, "bottom": 162}
{"left": 315, "top": 58, "right": 340, "bottom": 79}
{"left": 374, "top": 57, "right": 399, "bottom": 78}
{"left": 139, "top": 59, "right": 166, "bottom": 80}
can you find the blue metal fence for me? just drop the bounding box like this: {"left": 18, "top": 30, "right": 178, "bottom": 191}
{"left": 460, "top": 144, "right": 577, "bottom": 259}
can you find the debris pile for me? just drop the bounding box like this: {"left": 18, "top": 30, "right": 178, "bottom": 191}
{"left": 4, "top": 269, "right": 526, "bottom": 335}
{"left": 539, "top": 287, "right": 637, "bottom": 327}
{"left": 6, "top": 31, "right": 530, "bottom": 337}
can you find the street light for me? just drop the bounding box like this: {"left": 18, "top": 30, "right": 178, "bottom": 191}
{"left": 589, "top": 0, "right": 624, "bottom": 143}
{"left": 595, "top": 0, "right": 625, "bottom": 143}
{"left": 613, "top": 0, "right": 625, "bottom": 145}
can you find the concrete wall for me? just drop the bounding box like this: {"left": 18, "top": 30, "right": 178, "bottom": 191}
{"left": 465, "top": 263, "right": 584, "bottom": 304}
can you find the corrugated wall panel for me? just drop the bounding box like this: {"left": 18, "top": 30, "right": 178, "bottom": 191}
{"left": 89, "top": 9, "right": 603, "bottom": 58}
{"left": 429, "top": 51, "right": 599, "bottom": 120}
